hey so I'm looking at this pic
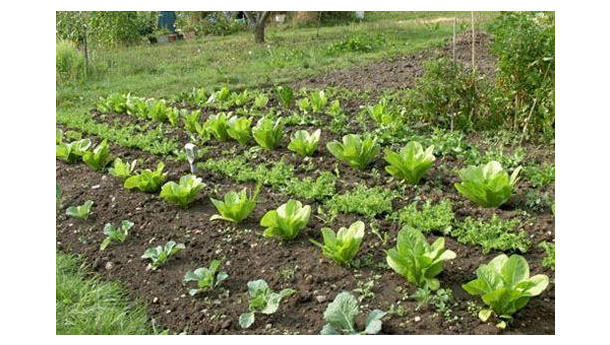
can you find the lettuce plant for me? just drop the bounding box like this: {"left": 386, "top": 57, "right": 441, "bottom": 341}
{"left": 260, "top": 200, "right": 311, "bottom": 240}
{"left": 109, "top": 158, "right": 137, "bottom": 180}
{"left": 82, "top": 139, "right": 113, "bottom": 171}
{"left": 56, "top": 128, "right": 63, "bottom": 144}
{"left": 321, "top": 292, "right": 386, "bottom": 335}
{"left": 384, "top": 141, "right": 435, "bottom": 184}
{"left": 296, "top": 98, "right": 310, "bottom": 113}
{"left": 253, "top": 93, "right": 269, "bottom": 109}
{"left": 204, "top": 113, "right": 230, "bottom": 141}
{"left": 365, "top": 98, "right": 396, "bottom": 125}
{"left": 275, "top": 85, "right": 294, "bottom": 109}
{"left": 56, "top": 138, "right": 91, "bottom": 163}
{"left": 159, "top": 174, "right": 205, "bottom": 208}
{"left": 100, "top": 220, "right": 133, "bottom": 251}
{"left": 288, "top": 129, "right": 320, "bottom": 157}
{"left": 462, "top": 254, "right": 549, "bottom": 327}
{"left": 166, "top": 107, "right": 180, "bottom": 126}
{"left": 310, "top": 221, "right": 365, "bottom": 265}
{"left": 183, "top": 260, "right": 229, "bottom": 296}
{"left": 183, "top": 110, "right": 202, "bottom": 134}
{"left": 147, "top": 99, "right": 169, "bottom": 122}
{"left": 239, "top": 279, "right": 295, "bottom": 329}
{"left": 385, "top": 227, "right": 456, "bottom": 290}
{"left": 210, "top": 186, "right": 259, "bottom": 223}
{"left": 65, "top": 200, "right": 93, "bottom": 220}
{"left": 310, "top": 90, "right": 328, "bottom": 113}
{"left": 227, "top": 116, "right": 252, "bottom": 144}
{"left": 252, "top": 117, "right": 284, "bottom": 150}
{"left": 454, "top": 161, "right": 522, "bottom": 208}
{"left": 327, "top": 134, "right": 380, "bottom": 170}
{"left": 124, "top": 162, "right": 167, "bottom": 193}
{"left": 141, "top": 240, "right": 185, "bottom": 271}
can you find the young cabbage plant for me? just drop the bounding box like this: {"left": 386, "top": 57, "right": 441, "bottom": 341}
{"left": 65, "top": 200, "right": 93, "bottom": 220}
{"left": 82, "top": 139, "right": 113, "bottom": 171}
{"left": 210, "top": 186, "right": 260, "bottom": 223}
{"left": 56, "top": 138, "right": 91, "bottom": 163}
{"left": 310, "top": 90, "right": 328, "bottom": 113}
{"left": 385, "top": 227, "right": 456, "bottom": 290}
{"left": 226, "top": 116, "right": 252, "bottom": 144}
{"left": 462, "top": 254, "right": 549, "bottom": 328}
{"left": 100, "top": 220, "right": 133, "bottom": 251}
{"left": 183, "top": 260, "right": 229, "bottom": 296}
{"left": 141, "top": 240, "right": 185, "bottom": 271}
{"left": 252, "top": 117, "right": 284, "bottom": 150}
{"left": 454, "top": 161, "right": 522, "bottom": 208}
{"left": 159, "top": 174, "right": 205, "bottom": 208}
{"left": 275, "top": 85, "right": 294, "bottom": 109}
{"left": 204, "top": 113, "right": 230, "bottom": 141}
{"left": 239, "top": 279, "right": 295, "bottom": 329}
{"left": 327, "top": 134, "right": 380, "bottom": 170}
{"left": 260, "top": 200, "right": 311, "bottom": 240}
{"left": 109, "top": 157, "right": 137, "bottom": 180}
{"left": 321, "top": 292, "right": 386, "bottom": 335}
{"left": 310, "top": 221, "right": 365, "bottom": 265}
{"left": 124, "top": 162, "right": 167, "bottom": 193}
{"left": 384, "top": 141, "right": 436, "bottom": 184}
{"left": 288, "top": 129, "right": 321, "bottom": 157}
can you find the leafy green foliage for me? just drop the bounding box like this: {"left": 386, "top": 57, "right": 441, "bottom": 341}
{"left": 326, "top": 185, "right": 396, "bottom": 218}
{"left": 310, "top": 90, "right": 328, "bottom": 113}
{"left": 147, "top": 99, "right": 170, "bottom": 122}
{"left": 182, "top": 110, "right": 203, "bottom": 134}
{"left": 183, "top": 260, "right": 229, "bottom": 296}
{"left": 56, "top": 138, "right": 92, "bottom": 163}
{"left": 288, "top": 129, "right": 321, "bottom": 157}
{"left": 260, "top": 200, "right": 311, "bottom": 240}
{"left": 159, "top": 175, "right": 205, "bottom": 208}
{"left": 455, "top": 161, "right": 522, "bottom": 208}
{"left": 66, "top": 200, "right": 94, "bottom": 220}
{"left": 56, "top": 39, "right": 86, "bottom": 85}
{"left": 384, "top": 141, "right": 435, "bottom": 184}
{"left": 96, "top": 93, "right": 128, "bottom": 114}
{"left": 327, "top": 134, "right": 380, "bottom": 170}
{"left": 141, "top": 241, "right": 185, "bottom": 271}
{"left": 210, "top": 186, "right": 259, "bottom": 223}
{"left": 204, "top": 113, "right": 230, "bottom": 141}
{"left": 321, "top": 292, "right": 386, "bottom": 335}
{"left": 82, "top": 139, "right": 113, "bottom": 171}
{"left": 100, "top": 220, "right": 133, "bottom": 251}
{"left": 392, "top": 200, "right": 454, "bottom": 235}
{"left": 275, "top": 85, "right": 294, "bottom": 109}
{"left": 239, "top": 279, "right": 295, "bottom": 329}
{"left": 253, "top": 93, "right": 269, "bottom": 109}
{"left": 226, "top": 116, "right": 252, "bottom": 144}
{"left": 385, "top": 227, "right": 456, "bottom": 290}
{"left": 462, "top": 254, "right": 549, "bottom": 323}
{"left": 452, "top": 214, "right": 530, "bottom": 254}
{"left": 124, "top": 162, "right": 167, "bottom": 193}
{"left": 311, "top": 221, "right": 365, "bottom": 265}
{"left": 365, "top": 98, "right": 398, "bottom": 126}
{"left": 538, "top": 241, "right": 555, "bottom": 271}
{"left": 524, "top": 164, "right": 555, "bottom": 188}
{"left": 252, "top": 117, "right": 284, "bottom": 150}
{"left": 108, "top": 158, "right": 137, "bottom": 179}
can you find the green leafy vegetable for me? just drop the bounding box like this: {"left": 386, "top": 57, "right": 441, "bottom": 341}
{"left": 384, "top": 141, "right": 435, "bottom": 184}
{"left": 454, "top": 161, "right": 522, "bottom": 208}
{"left": 252, "top": 117, "right": 284, "bottom": 150}
{"left": 462, "top": 254, "right": 549, "bottom": 325}
{"left": 260, "top": 200, "right": 311, "bottom": 240}
{"left": 82, "top": 139, "right": 113, "bottom": 171}
{"left": 310, "top": 221, "right": 365, "bottom": 265}
{"left": 210, "top": 186, "right": 259, "bottom": 223}
{"left": 159, "top": 175, "right": 205, "bottom": 208}
{"left": 310, "top": 90, "right": 328, "bottom": 113}
{"left": 538, "top": 241, "right": 555, "bottom": 271}
{"left": 288, "top": 129, "right": 321, "bottom": 157}
{"left": 239, "top": 279, "right": 295, "bottom": 329}
{"left": 226, "top": 115, "right": 252, "bottom": 145}
{"left": 56, "top": 128, "right": 63, "bottom": 144}
{"left": 141, "top": 240, "right": 185, "bottom": 271}
{"left": 321, "top": 292, "right": 386, "bottom": 335}
{"left": 147, "top": 99, "right": 169, "bottom": 122}
{"left": 253, "top": 94, "right": 269, "bottom": 109}
{"left": 100, "top": 220, "right": 133, "bottom": 251}
{"left": 204, "top": 113, "right": 230, "bottom": 141}
{"left": 183, "top": 260, "right": 229, "bottom": 296}
{"left": 65, "top": 200, "right": 93, "bottom": 220}
{"left": 109, "top": 158, "right": 137, "bottom": 179}
{"left": 451, "top": 214, "right": 530, "bottom": 254}
{"left": 183, "top": 110, "right": 203, "bottom": 134}
{"left": 56, "top": 138, "right": 91, "bottom": 163}
{"left": 124, "top": 162, "right": 167, "bottom": 193}
{"left": 392, "top": 200, "right": 454, "bottom": 235}
{"left": 327, "top": 134, "right": 380, "bottom": 170}
{"left": 385, "top": 227, "right": 456, "bottom": 290}
{"left": 275, "top": 85, "right": 294, "bottom": 109}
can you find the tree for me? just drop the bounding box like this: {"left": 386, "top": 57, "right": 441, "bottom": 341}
{"left": 243, "top": 11, "right": 270, "bottom": 43}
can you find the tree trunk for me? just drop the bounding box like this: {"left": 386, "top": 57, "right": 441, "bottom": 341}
{"left": 254, "top": 23, "right": 265, "bottom": 43}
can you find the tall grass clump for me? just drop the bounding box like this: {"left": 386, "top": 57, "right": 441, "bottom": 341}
{"left": 56, "top": 40, "right": 86, "bottom": 85}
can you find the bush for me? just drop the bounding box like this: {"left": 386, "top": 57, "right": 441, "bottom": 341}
{"left": 176, "top": 12, "right": 248, "bottom": 36}
{"left": 56, "top": 40, "right": 86, "bottom": 85}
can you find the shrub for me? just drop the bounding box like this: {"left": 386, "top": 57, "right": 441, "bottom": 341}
{"left": 454, "top": 161, "right": 522, "bottom": 208}
{"left": 384, "top": 141, "right": 436, "bottom": 184}
{"left": 56, "top": 39, "right": 86, "bottom": 85}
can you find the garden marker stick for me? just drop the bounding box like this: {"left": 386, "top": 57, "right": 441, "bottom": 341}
{"left": 185, "top": 143, "right": 197, "bottom": 174}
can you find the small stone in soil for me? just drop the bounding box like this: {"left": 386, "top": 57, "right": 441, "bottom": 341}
{"left": 221, "top": 320, "right": 232, "bottom": 329}
{"left": 153, "top": 297, "right": 159, "bottom": 303}
{"left": 265, "top": 323, "right": 272, "bottom": 330}
{"left": 414, "top": 316, "right": 421, "bottom": 322}
{"left": 315, "top": 295, "right": 327, "bottom": 303}
{"left": 104, "top": 262, "right": 114, "bottom": 270}
{"left": 91, "top": 185, "right": 100, "bottom": 189}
